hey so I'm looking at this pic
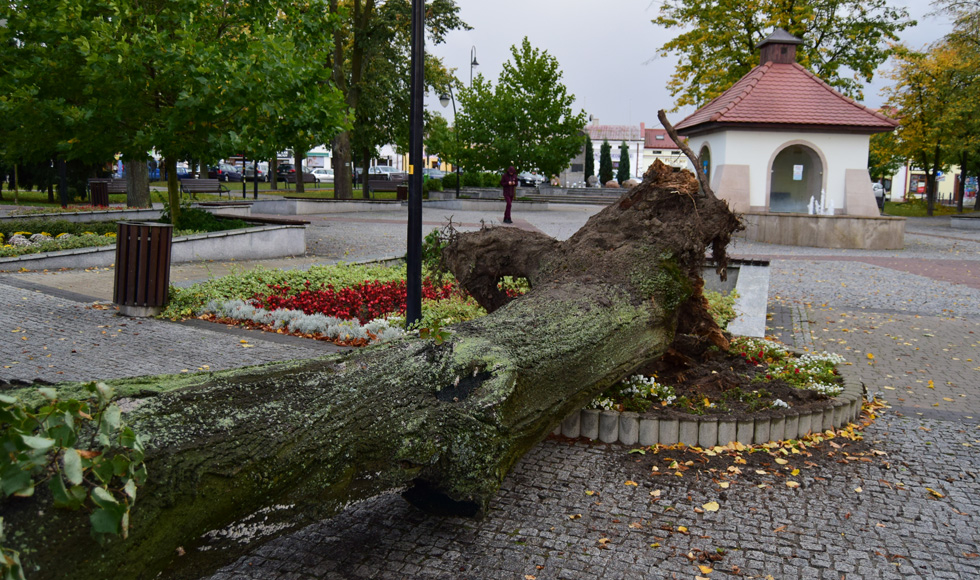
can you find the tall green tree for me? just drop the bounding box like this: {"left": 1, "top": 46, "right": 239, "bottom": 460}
{"left": 653, "top": 0, "right": 914, "bottom": 108}
{"left": 868, "top": 132, "right": 905, "bottom": 184}
{"left": 455, "top": 38, "right": 587, "bottom": 177}
{"left": 598, "top": 140, "right": 613, "bottom": 184}
{"left": 425, "top": 112, "right": 458, "bottom": 171}
{"left": 327, "top": 0, "right": 467, "bottom": 199}
{"left": 0, "top": 0, "right": 346, "bottom": 219}
{"left": 584, "top": 136, "right": 595, "bottom": 181}
{"left": 883, "top": 42, "right": 972, "bottom": 215}
{"left": 616, "top": 142, "right": 631, "bottom": 184}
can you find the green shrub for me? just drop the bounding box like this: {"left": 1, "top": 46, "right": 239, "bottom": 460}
{"left": 481, "top": 172, "right": 500, "bottom": 187}
{"left": 705, "top": 289, "right": 738, "bottom": 329}
{"left": 442, "top": 173, "right": 458, "bottom": 189}
{"left": 428, "top": 178, "right": 444, "bottom": 192}
{"left": 160, "top": 207, "right": 247, "bottom": 232}
{"left": 461, "top": 171, "right": 482, "bottom": 187}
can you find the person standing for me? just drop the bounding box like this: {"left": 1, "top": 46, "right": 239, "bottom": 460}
{"left": 501, "top": 165, "right": 518, "bottom": 224}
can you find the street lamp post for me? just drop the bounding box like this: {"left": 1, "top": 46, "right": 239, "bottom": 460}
{"left": 470, "top": 46, "right": 479, "bottom": 87}
{"left": 438, "top": 89, "right": 461, "bottom": 199}
{"left": 406, "top": 0, "right": 425, "bottom": 325}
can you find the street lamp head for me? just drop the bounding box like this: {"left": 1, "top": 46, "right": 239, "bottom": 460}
{"left": 439, "top": 93, "right": 450, "bottom": 108}
{"left": 471, "top": 55, "right": 479, "bottom": 67}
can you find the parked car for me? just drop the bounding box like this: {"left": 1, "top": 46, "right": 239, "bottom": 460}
{"left": 517, "top": 171, "right": 546, "bottom": 187}
{"left": 368, "top": 165, "right": 408, "bottom": 183}
{"left": 208, "top": 163, "right": 243, "bottom": 182}
{"left": 276, "top": 163, "right": 297, "bottom": 181}
{"left": 423, "top": 168, "right": 447, "bottom": 180}
{"left": 243, "top": 163, "right": 269, "bottom": 182}
{"left": 311, "top": 168, "right": 334, "bottom": 183}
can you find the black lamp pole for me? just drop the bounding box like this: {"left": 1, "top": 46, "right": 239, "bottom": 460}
{"left": 242, "top": 154, "right": 247, "bottom": 199}
{"left": 406, "top": 0, "right": 424, "bottom": 325}
{"left": 253, "top": 158, "right": 259, "bottom": 200}
{"left": 439, "top": 88, "right": 461, "bottom": 198}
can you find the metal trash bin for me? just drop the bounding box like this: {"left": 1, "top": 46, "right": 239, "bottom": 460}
{"left": 396, "top": 185, "right": 408, "bottom": 201}
{"left": 113, "top": 222, "right": 173, "bottom": 317}
{"left": 90, "top": 181, "right": 109, "bottom": 207}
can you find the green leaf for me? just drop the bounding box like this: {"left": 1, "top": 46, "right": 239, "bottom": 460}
{"left": 19, "top": 435, "right": 55, "bottom": 451}
{"left": 628, "top": 448, "right": 647, "bottom": 455}
{"left": 94, "top": 382, "right": 114, "bottom": 405}
{"left": 0, "top": 395, "right": 18, "bottom": 405}
{"left": 37, "top": 387, "right": 58, "bottom": 400}
{"left": 100, "top": 405, "right": 121, "bottom": 434}
{"left": 48, "top": 475, "right": 84, "bottom": 509}
{"left": 89, "top": 507, "right": 121, "bottom": 535}
{"left": 90, "top": 486, "right": 119, "bottom": 509}
{"left": 123, "top": 479, "right": 137, "bottom": 501}
{"left": 63, "top": 448, "right": 84, "bottom": 485}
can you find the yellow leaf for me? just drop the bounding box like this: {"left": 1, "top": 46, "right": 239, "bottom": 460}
{"left": 569, "top": 514, "right": 581, "bottom": 520}
{"left": 699, "top": 564, "right": 714, "bottom": 574}
{"left": 240, "top": 339, "right": 248, "bottom": 344}
{"left": 650, "top": 490, "right": 662, "bottom": 497}
{"left": 718, "top": 481, "right": 730, "bottom": 489}
{"left": 854, "top": 487, "right": 863, "bottom": 493}
{"left": 927, "top": 488, "right": 945, "bottom": 499}
{"left": 677, "top": 526, "right": 688, "bottom": 534}
{"left": 867, "top": 353, "right": 875, "bottom": 360}
{"left": 650, "top": 542, "right": 660, "bottom": 548}
{"left": 786, "top": 481, "right": 800, "bottom": 488}
{"left": 702, "top": 501, "right": 720, "bottom": 512}
{"left": 624, "top": 480, "right": 638, "bottom": 486}
{"left": 585, "top": 490, "right": 595, "bottom": 496}
{"left": 791, "top": 468, "right": 800, "bottom": 476}
{"left": 775, "top": 458, "right": 788, "bottom": 465}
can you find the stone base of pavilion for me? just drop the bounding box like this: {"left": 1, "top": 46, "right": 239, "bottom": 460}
{"left": 738, "top": 212, "right": 905, "bottom": 250}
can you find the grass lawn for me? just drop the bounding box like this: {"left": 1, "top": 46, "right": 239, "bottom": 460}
{"left": 883, "top": 200, "right": 972, "bottom": 217}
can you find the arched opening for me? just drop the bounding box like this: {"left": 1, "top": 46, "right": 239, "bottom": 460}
{"left": 698, "top": 145, "right": 711, "bottom": 183}
{"left": 769, "top": 144, "right": 823, "bottom": 213}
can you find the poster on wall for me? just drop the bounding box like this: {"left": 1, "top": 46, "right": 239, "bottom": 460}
{"left": 793, "top": 165, "right": 803, "bottom": 181}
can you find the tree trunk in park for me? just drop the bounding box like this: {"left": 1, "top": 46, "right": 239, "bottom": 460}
{"left": 126, "top": 160, "right": 152, "bottom": 209}
{"left": 333, "top": 130, "right": 354, "bottom": 199}
{"left": 294, "top": 151, "right": 305, "bottom": 194}
{"left": 270, "top": 158, "right": 278, "bottom": 190}
{"left": 361, "top": 148, "right": 371, "bottom": 199}
{"left": 3, "top": 159, "right": 740, "bottom": 580}
{"left": 165, "top": 157, "right": 181, "bottom": 222}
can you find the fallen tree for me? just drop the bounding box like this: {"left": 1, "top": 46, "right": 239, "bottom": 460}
{"left": 2, "top": 155, "right": 740, "bottom": 579}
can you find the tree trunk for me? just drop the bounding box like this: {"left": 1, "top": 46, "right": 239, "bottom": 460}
{"left": 165, "top": 157, "right": 180, "bottom": 223}
{"left": 270, "top": 158, "right": 278, "bottom": 190}
{"left": 957, "top": 153, "right": 966, "bottom": 213}
{"left": 294, "top": 151, "right": 305, "bottom": 194}
{"left": 2, "top": 161, "right": 739, "bottom": 580}
{"left": 361, "top": 148, "right": 371, "bottom": 199}
{"left": 125, "top": 161, "right": 152, "bottom": 208}
{"left": 333, "top": 131, "right": 354, "bottom": 199}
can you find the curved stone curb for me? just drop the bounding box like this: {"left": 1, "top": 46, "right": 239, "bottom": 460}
{"left": 553, "top": 366, "right": 864, "bottom": 447}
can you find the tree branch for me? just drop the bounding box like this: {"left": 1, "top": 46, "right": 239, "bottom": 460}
{"left": 657, "top": 109, "right": 716, "bottom": 200}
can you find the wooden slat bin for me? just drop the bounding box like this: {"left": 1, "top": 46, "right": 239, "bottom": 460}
{"left": 113, "top": 222, "right": 173, "bottom": 317}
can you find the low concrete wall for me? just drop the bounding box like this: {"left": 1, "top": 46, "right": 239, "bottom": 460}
{"left": 423, "top": 199, "right": 550, "bottom": 212}
{"left": 0, "top": 225, "right": 305, "bottom": 272}
{"left": 250, "top": 199, "right": 401, "bottom": 215}
{"left": 739, "top": 212, "right": 905, "bottom": 250}
{"left": 0, "top": 208, "right": 162, "bottom": 224}
{"left": 950, "top": 214, "right": 980, "bottom": 230}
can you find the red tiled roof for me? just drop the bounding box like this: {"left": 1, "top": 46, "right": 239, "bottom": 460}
{"left": 585, "top": 124, "right": 644, "bottom": 142}
{"left": 644, "top": 128, "right": 681, "bottom": 149}
{"left": 675, "top": 62, "right": 898, "bottom": 134}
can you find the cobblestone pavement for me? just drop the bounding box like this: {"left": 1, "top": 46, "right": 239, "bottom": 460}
{"left": 4, "top": 206, "right": 980, "bottom": 578}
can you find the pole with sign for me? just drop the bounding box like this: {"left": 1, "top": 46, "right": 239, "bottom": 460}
{"left": 406, "top": 0, "right": 424, "bottom": 324}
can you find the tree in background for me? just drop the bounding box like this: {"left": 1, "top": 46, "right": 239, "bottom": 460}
{"left": 327, "top": 0, "right": 466, "bottom": 199}
{"left": 616, "top": 142, "right": 631, "bottom": 184}
{"left": 883, "top": 41, "right": 973, "bottom": 216}
{"left": 653, "top": 0, "right": 914, "bottom": 108}
{"left": 598, "top": 140, "right": 613, "bottom": 184}
{"left": 584, "top": 136, "right": 595, "bottom": 182}
{"left": 868, "top": 132, "right": 905, "bottom": 190}
{"left": 425, "top": 113, "right": 458, "bottom": 173}
{"left": 0, "top": 0, "right": 345, "bottom": 220}
{"left": 455, "top": 38, "right": 587, "bottom": 178}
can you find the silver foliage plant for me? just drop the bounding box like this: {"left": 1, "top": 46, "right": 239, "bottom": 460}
{"left": 200, "top": 300, "right": 406, "bottom": 343}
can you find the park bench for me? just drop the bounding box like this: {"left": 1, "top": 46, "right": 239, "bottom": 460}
{"left": 366, "top": 178, "right": 407, "bottom": 200}
{"left": 180, "top": 178, "right": 230, "bottom": 199}
{"left": 285, "top": 172, "right": 318, "bottom": 185}
{"left": 87, "top": 178, "right": 127, "bottom": 205}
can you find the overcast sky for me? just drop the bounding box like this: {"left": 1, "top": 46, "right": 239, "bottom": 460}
{"left": 426, "top": 0, "right": 951, "bottom": 127}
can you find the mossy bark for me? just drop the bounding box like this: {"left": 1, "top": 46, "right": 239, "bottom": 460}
{"left": 2, "top": 161, "right": 740, "bottom": 580}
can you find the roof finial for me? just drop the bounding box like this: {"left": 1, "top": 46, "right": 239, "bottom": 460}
{"left": 757, "top": 28, "right": 803, "bottom": 65}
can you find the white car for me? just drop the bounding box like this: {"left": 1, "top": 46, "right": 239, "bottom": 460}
{"left": 311, "top": 168, "right": 334, "bottom": 183}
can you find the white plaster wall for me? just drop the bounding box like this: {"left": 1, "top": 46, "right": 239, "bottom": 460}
{"left": 688, "top": 130, "right": 872, "bottom": 213}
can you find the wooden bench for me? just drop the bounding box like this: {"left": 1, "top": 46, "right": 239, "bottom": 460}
{"left": 284, "top": 172, "right": 318, "bottom": 184}
{"left": 366, "top": 179, "right": 407, "bottom": 200}
{"left": 180, "top": 178, "right": 230, "bottom": 199}
{"left": 87, "top": 178, "right": 127, "bottom": 205}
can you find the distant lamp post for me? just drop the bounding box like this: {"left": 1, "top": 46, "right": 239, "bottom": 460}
{"left": 438, "top": 89, "right": 461, "bottom": 198}
{"left": 406, "top": 0, "right": 425, "bottom": 325}
{"left": 470, "top": 45, "right": 479, "bottom": 87}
